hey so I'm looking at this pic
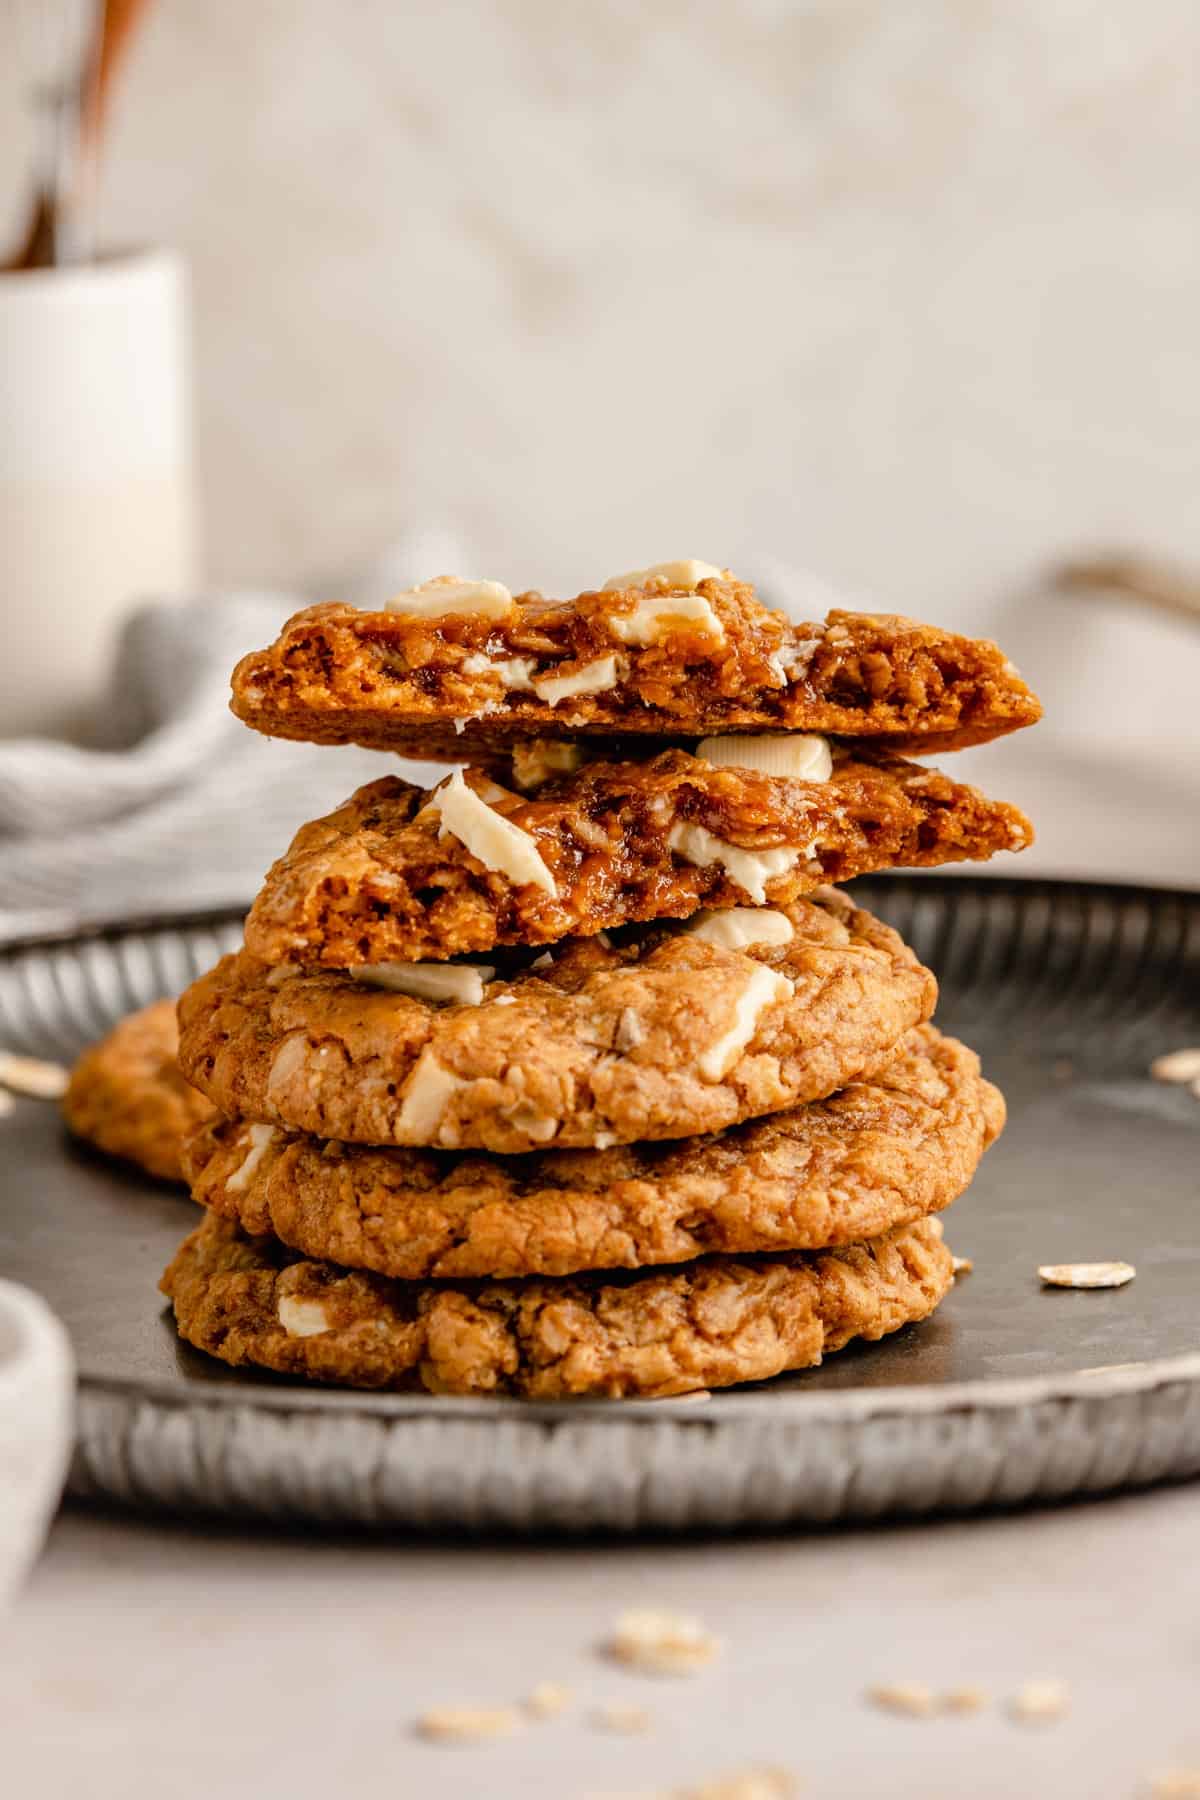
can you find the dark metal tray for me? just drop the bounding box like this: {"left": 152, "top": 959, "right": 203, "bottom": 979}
{"left": 1, "top": 875, "right": 1198, "bottom": 1531}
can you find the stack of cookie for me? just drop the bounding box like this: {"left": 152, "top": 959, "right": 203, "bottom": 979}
{"left": 162, "top": 561, "right": 1039, "bottom": 1399}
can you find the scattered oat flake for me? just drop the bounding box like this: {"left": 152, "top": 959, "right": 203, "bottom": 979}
{"left": 1039, "top": 1261, "right": 1135, "bottom": 1290}
{"left": 525, "top": 1681, "right": 573, "bottom": 1719}
{"left": 867, "top": 1681, "right": 936, "bottom": 1717}
{"left": 609, "top": 1608, "right": 722, "bottom": 1676}
{"left": 415, "top": 1705, "right": 522, "bottom": 1743}
{"left": 1010, "top": 1679, "right": 1069, "bottom": 1723}
{"left": 670, "top": 1771, "right": 797, "bottom": 1800}
{"left": 942, "top": 1685, "right": 988, "bottom": 1714}
{"left": 633, "top": 1388, "right": 713, "bottom": 1407}
{"left": 1149, "top": 1772, "right": 1200, "bottom": 1798}
{"left": 592, "top": 1702, "right": 653, "bottom": 1734}
{"left": 1151, "top": 1048, "right": 1200, "bottom": 1084}
{"left": 0, "top": 1052, "right": 69, "bottom": 1100}
{"left": 951, "top": 1255, "right": 974, "bottom": 1277}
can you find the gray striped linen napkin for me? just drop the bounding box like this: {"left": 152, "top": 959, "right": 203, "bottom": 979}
{"left": 0, "top": 592, "right": 439, "bottom": 940}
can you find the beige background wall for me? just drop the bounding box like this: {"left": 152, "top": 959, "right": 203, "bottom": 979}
{"left": 2, "top": 3, "right": 1198, "bottom": 675}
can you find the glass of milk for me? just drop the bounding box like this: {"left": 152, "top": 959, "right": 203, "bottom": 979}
{"left": 0, "top": 248, "right": 196, "bottom": 741}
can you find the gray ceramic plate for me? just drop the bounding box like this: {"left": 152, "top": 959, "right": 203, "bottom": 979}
{"left": 1, "top": 875, "right": 1198, "bottom": 1532}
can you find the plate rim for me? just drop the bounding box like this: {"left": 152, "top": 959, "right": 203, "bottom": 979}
{"left": 11, "top": 872, "right": 1200, "bottom": 1437}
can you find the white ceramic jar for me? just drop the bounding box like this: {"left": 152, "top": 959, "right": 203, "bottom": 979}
{"left": 0, "top": 248, "right": 197, "bottom": 740}
{"left": 0, "top": 1279, "right": 74, "bottom": 1609}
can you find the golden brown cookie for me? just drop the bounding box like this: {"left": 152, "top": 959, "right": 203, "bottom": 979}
{"left": 160, "top": 1211, "right": 955, "bottom": 1398}
{"left": 187, "top": 1027, "right": 1002, "bottom": 1280}
{"left": 178, "top": 890, "right": 937, "bottom": 1153}
{"left": 229, "top": 574, "right": 1041, "bottom": 759}
{"left": 243, "top": 748, "right": 1031, "bottom": 968}
{"left": 62, "top": 999, "right": 216, "bottom": 1183}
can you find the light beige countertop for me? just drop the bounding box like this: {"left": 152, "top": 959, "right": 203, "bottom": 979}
{"left": 4, "top": 1484, "right": 1198, "bottom": 1800}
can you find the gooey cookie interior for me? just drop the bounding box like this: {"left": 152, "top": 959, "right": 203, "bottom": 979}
{"left": 230, "top": 567, "right": 1042, "bottom": 759}
{"left": 243, "top": 744, "right": 1031, "bottom": 968}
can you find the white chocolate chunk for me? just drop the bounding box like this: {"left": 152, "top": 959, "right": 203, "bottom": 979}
{"left": 460, "top": 651, "right": 536, "bottom": 688}
{"left": 685, "top": 908, "right": 795, "bottom": 950}
{"left": 609, "top": 593, "right": 725, "bottom": 647}
{"left": 668, "top": 821, "right": 801, "bottom": 906}
{"left": 396, "top": 1047, "right": 467, "bottom": 1141}
{"left": 277, "top": 1295, "right": 332, "bottom": 1338}
{"left": 767, "top": 639, "right": 822, "bottom": 685}
{"left": 382, "top": 575, "right": 514, "bottom": 620}
{"left": 350, "top": 961, "right": 495, "bottom": 1006}
{"left": 503, "top": 1100, "right": 559, "bottom": 1142}
{"left": 531, "top": 654, "right": 622, "bottom": 706}
{"left": 697, "top": 964, "right": 793, "bottom": 1081}
{"left": 511, "top": 740, "right": 586, "bottom": 791}
{"left": 614, "top": 1008, "right": 645, "bottom": 1051}
{"left": 431, "top": 770, "right": 557, "bottom": 895}
{"left": 225, "top": 1122, "right": 277, "bottom": 1193}
{"left": 266, "top": 1033, "right": 308, "bottom": 1100}
{"left": 696, "top": 733, "right": 833, "bottom": 782}
{"left": 602, "top": 559, "right": 723, "bottom": 592}
{"left": 420, "top": 772, "right": 516, "bottom": 822}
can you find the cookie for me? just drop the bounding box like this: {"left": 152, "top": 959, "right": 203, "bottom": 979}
{"left": 62, "top": 998, "right": 216, "bottom": 1183}
{"left": 187, "top": 1027, "right": 1003, "bottom": 1279}
{"left": 178, "top": 889, "right": 937, "bottom": 1152}
{"left": 229, "top": 570, "right": 1041, "bottom": 758}
{"left": 243, "top": 747, "right": 1032, "bottom": 967}
{"left": 160, "top": 1211, "right": 955, "bottom": 1398}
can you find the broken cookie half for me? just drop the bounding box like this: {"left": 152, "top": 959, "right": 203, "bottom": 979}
{"left": 243, "top": 743, "right": 1032, "bottom": 968}
{"left": 230, "top": 565, "right": 1041, "bottom": 759}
